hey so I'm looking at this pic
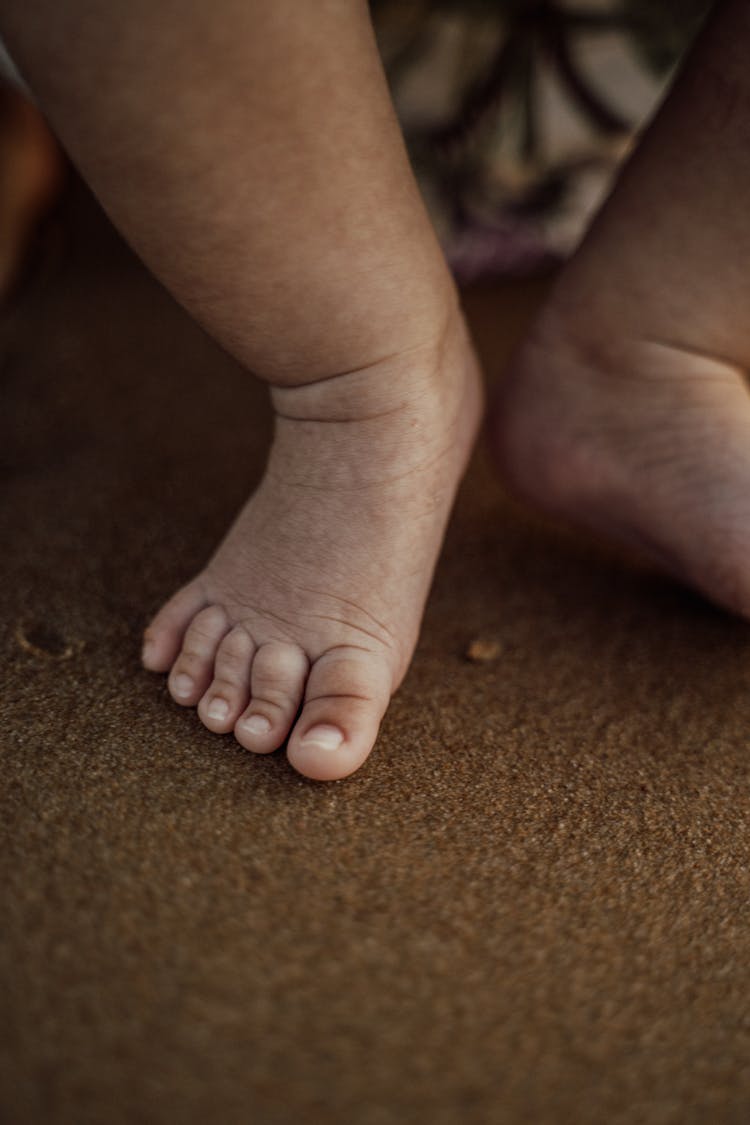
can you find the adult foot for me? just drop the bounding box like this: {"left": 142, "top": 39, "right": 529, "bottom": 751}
{"left": 492, "top": 0, "right": 750, "bottom": 620}
{"left": 142, "top": 311, "right": 482, "bottom": 781}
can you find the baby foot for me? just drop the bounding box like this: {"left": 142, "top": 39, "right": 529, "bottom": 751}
{"left": 492, "top": 0, "right": 750, "bottom": 623}
{"left": 142, "top": 311, "right": 482, "bottom": 780}
{"left": 493, "top": 303, "right": 750, "bottom": 619}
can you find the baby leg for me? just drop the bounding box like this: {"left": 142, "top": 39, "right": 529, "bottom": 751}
{"left": 495, "top": 0, "right": 750, "bottom": 618}
{"left": 0, "top": 0, "right": 482, "bottom": 779}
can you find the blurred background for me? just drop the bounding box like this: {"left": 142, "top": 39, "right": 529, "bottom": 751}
{"left": 0, "top": 0, "right": 710, "bottom": 301}
{"left": 372, "top": 0, "right": 709, "bottom": 278}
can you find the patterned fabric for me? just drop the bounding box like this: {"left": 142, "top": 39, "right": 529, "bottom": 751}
{"left": 373, "top": 0, "right": 710, "bottom": 280}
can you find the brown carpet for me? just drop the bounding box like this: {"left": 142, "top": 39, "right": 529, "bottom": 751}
{"left": 2, "top": 184, "right": 750, "bottom": 1125}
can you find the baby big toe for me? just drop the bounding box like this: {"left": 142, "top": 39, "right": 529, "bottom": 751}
{"left": 286, "top": 648, "right": 391, "bottom": 781}
{"left": 235, "top": 641, "right": 309, "bottom": 754}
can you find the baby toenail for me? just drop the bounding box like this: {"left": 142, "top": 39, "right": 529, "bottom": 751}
{"left": 172, "top": 673, "right": 194, "bottom": 698}
{"left": 207, "top": 698, "right": 229, "bottom": 721}
{"left": 142, "top": 638, "right": 156, "bottom": 663}
{"left": 243, "top": 714, "right": 271, "bottom": 735}
{"left": 300, "top": 724, "right": 344, "bottom": 752}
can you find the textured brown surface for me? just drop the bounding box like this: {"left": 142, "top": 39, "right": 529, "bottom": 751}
{"left": 2, "top": 186, "right": 750, "bottom": 1125}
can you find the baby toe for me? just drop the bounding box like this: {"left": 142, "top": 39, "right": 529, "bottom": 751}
{"left": 286, "top": 647, "right": 391, "bottom": 781}
{"left": 142, "top": 581, "right": 207, "bottom": 672}
{"left": 235, "top": 641, "right": 309, "bottom": 754}
{"left": 168, "top": 604, "right": 230, "bottom": 707}
{"left": 198, "top": 625, "right": 255, "bottom": 733}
